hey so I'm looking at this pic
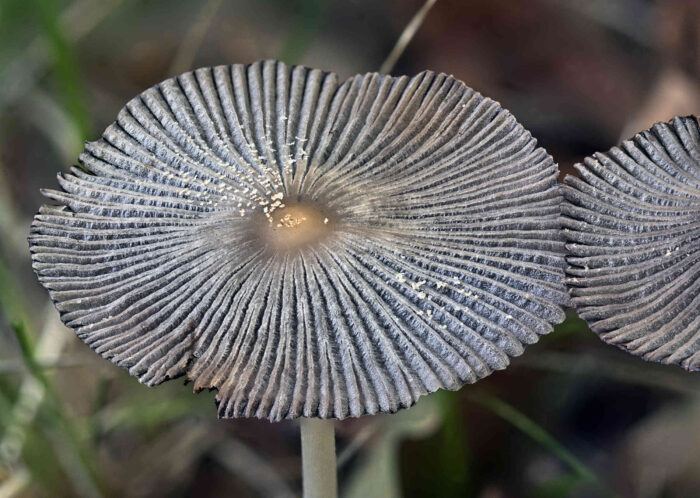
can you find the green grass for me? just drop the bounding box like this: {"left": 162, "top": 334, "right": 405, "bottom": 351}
{"left": 277, "top": 0, "right": 333, "bottom": 64}
{"left": 30, "top": 0, "right": 92, "bottom": 140}
{"left": 9, "top": 322, "right": 107, "bottom": 496}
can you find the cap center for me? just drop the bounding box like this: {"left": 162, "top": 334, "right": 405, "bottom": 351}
{"left": 261, "top": 203, "right": 331, "bottom": 250}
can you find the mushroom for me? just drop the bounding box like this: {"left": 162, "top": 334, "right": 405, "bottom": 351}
{"left": 562, "top": 115, "right": 700, "bottom": 370}
{"left": 30, "top": 60, "right": 568, "bottom": 495}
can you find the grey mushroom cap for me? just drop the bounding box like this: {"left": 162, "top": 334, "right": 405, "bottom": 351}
{"left": 30, "top": 60, "right": 568, "bottom": 421}
{"left": 563, "top": 115, "right": 700, "bottom": 371}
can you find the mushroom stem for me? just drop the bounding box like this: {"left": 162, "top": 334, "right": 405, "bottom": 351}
{"left": 300, "top": 417, "right": 337, "bottom": 498}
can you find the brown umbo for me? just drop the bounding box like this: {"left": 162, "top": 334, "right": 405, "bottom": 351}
{"left": 30, "top": 60, "right": 568, "bottom": 421}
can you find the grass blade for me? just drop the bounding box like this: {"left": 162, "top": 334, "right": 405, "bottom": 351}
{"left": 168, "top": 0, "right": 224, "bottom": 75}
{"left": 379, "top": 0, "right": 438, "bottom": 73}
{"left": 468, "top": 394, "right": 603, "bottom": 486}
{"left": 7, "top": 322, "right": 106, "bottom": 497}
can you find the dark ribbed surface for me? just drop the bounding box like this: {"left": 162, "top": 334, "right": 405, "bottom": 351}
{"left": 30, "top": 60, "right": 567, "bottom": 420}
{"left": 563, "top": 116, "right": 700, "bottom": 371}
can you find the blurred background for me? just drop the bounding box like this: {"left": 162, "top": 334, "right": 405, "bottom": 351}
{"left": 0, "top": 0, "right": 699, "bottom": 496}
